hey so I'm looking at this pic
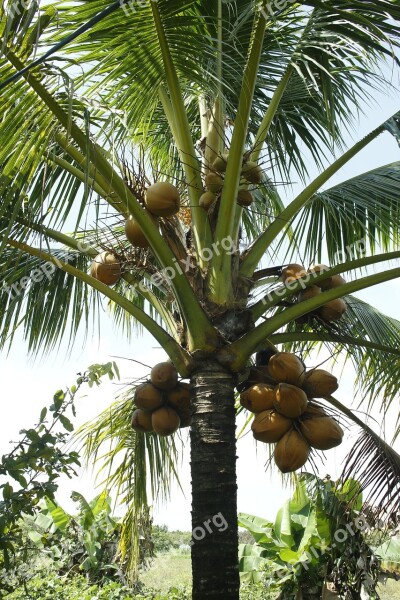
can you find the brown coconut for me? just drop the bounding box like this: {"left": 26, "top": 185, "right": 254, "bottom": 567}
{"left": 205, "top": 172, "right": 224, "bottom": 193}
{"left": 237, "top": 189, "right": 253, "bottom": 207}
{"left": 300, "top": 416, "right": 343, "bottom": 450}
{"left": 152, "top": 406, "right": 181, "bottom": 436}
{"left": 273, "top": 383, "right": 308, "bottom": 418}
{"left": 167, "top": 382, "right": 191, "bottom": 413}
{"left": 134, "top": 382, "right": 164, "bottom": 411}
{"left": 320, "top": 274, "right": 347, "bottom": 291}
{"left": 302, "top": 369, "right": 339, "bottom": 398}
{"left": 199, "top": 191, "right": 216, "bottom": 211}
{"left": 308, "top": 264, "right": 332, "bottom": 287}
{"left": 301, "top": 403, "right": 328, "bottom": 419}
{"left": 251, "top": 409, "right": 292, "bottom": 443}
{"left": 274, "top": 429, "right": 310, "bottom": 473}
{"left": 90, "top": 252, "right": 121, "bottom": 286}
{"left": 125, "top": 214, "right": 158, "bottom": 249}
{"left": 145, "top": 182, "right": 180, "bottom": 217}
{"left": 281, "top": 264, "right": 307, "bottom": 284}
{"left": 240, "top": 383, "right": 275, "bottom": 413}
{"left": 131, "top": 409, "right": 154, "bottom": 433}
{"left": 242, "top": 365, "right": 274, "bottom": 388}
{"left": 319, "top": 298, "right": 347, "bottom": 321}
{"left": 298, "top": 285, "right": 321, "bottom": 302}
{"left": 241, "top": 161, "right": 263, "bottom": 184}
{"left": 151, "top": 362, "right": 178, "bottom": 391}
{"left": 267, "top": 352, "right": 306, "bottom": 386}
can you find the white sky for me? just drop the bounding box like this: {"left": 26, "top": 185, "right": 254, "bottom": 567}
{"left": 1, "top": 74, "right": 400, "bottom": 532}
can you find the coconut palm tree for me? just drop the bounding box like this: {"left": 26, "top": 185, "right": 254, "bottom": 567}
{"left": 1, "top": 0, "right": 400, "bottom": 598}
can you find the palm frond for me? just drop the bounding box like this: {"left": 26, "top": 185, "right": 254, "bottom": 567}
{"left": 341, "top": 430, "right": 400, "bottom": 522}
{"left": 291, "top": 163, "right": 400, "bottom": 265}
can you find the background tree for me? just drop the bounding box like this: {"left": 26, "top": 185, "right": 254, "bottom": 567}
{"left": 1, "top": 1, "right": 400, "bottom": 599}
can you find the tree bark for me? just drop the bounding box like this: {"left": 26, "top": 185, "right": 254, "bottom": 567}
{"left": 190, "top": 361, "right": 240, "bottom": 599}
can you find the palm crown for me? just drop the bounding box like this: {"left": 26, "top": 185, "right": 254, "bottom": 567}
{"left": 1, "top": 1, "right": 400, "bottom": 598}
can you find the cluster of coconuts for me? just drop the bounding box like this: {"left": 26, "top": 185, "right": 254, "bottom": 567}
{"left": 89, "top": 182, "right": 181, "bottom": 286}
{"left": 199, "top": 153, "right": 263, "bottom": 211}
{"left": 131, "top": 362, "right": 191, "bottom": 436}
{"left": 282, "top": 263, "right": 348, "bottom": 322}
{"left": 240, "top": 352, "right": 344, "bottom": 473}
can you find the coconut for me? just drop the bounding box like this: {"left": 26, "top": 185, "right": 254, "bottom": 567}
{"left": 298, "top": 285, "right": 321, "bottom": 302}
{"left": 151, "top": 362, "right": 178, "bottom": 391}
{"left": 145, "top": 182, "right": 180, "bottom": 217}
{"left": 319, "top": 298, "right": 347, "bottom": 321}
{"left": 177, "top": 403, "right": 192, "bottom": 428}
{"left": 243, "top": 365, "right": 273, "bottom": 388}
{"left": 205, "top": 172, "right": 224, "bottom": 193}
{"left": 152, "top": 406, "right": 181, "bottom": 436}
{"left": 320, "top": 274, "right": 347, "bottom": 291}
{"left": 134, "top": 382, "right": 164, "bottom": 411}
{"left": 199, "top": 191, "right": 216, "bottom": 211}
{"left": 90, "top": 252, "right": 121, "bottom": 286}
{"left": 274, "top": 429, "right": 310, "bottom": 473}
{"left": 308, "top": 264, "right": 332, "bottom": 287}
{"left": 267, "top": 352, "right": 306, "bottom": 386}
{"left": 281, "top": 264, "right": 307, "bottom": 284}
{"left": 240, "top": 383, "right": 275, "bottom": 413}
{"left": 301, "top": 403, "right": 328, "bottom": 419}
{"left": 167, "top": 382, "right": 191, "bottom": 413}
{"left": 212, "top": 153, "right": 229, "bottom": 172}
{"left": 125, "top": 214, "right": 158, "bottom": 248}
{"left": 273, "top": 383, "right": 308, "bottom": 418}
{"left": 241, "top": 161, "right": 262, "bottom": 184}
{"left": 302, "top": 369, "right": 339, "bottom": 398}
{"left": 300, "top": 416, "right": 343, "bottom": 450}
{"left": 131, "top": 409, "right": 154, "bottom": 433}
{"left": 251, "top": 409, "right": 292, "bottom": 443}
{"left": 237, "top": 189, "right": 253, "bottom": 207}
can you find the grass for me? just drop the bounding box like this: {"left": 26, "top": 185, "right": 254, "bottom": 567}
{"left": 377, "top": 578, "right": 400, "bottom": 599}
{"left": 141, "top": 551, "right": 400, "bottom": 598}
{"left": 140, "top": 551, "right": 192, "bottom": 592}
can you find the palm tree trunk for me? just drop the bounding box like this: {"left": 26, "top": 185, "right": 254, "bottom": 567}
{"left": 190, "top": 360, "right": 240, "bottom": 599}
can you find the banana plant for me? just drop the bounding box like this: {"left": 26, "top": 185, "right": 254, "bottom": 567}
{"left": 239, "top": 475, "right": 379, "bottom": 599}
{"left": 1, "top": 1, "right": 400, "bottom": 598}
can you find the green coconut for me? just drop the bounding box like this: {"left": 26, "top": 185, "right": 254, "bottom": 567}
{"left": 199, "top": 191, "right": 216, "bottom": 211}
{"left": 205, "top": 172, "right": 224, "bottom": 193}
{"left": 241, "top": 161, "right": 263, "bottom": 184}
{"left": 145, "top": 182, "right": 180, "bottom": 217}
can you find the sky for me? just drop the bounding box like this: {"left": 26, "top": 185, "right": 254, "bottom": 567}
{"left": 1, "top": 73, "right": 400, "bottom": 533}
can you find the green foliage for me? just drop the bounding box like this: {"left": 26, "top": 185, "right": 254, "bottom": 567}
{"left": 239, "top": 474, "right": 380, "bottom": 599}
{"left": 151, "top": 526, "right": 191, "bottom": 554}
{"left": 23, "top": 491, "right": 121, "bottom": 582}
{"left": 0, "top": 363, "right": 119, "bottom": 596}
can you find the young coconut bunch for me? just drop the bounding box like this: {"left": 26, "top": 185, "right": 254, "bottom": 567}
{"left": 131, "top": 362, "right": 192, "bottom": 437}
